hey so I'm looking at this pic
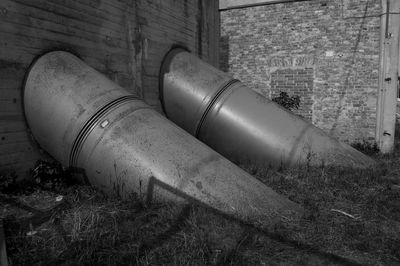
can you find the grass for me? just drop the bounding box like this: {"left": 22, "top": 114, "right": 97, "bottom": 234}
{"left": 2, "top": 139, "right": 400, "bottom": 265}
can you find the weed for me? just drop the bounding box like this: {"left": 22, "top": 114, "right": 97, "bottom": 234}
{"left": 32, "top": 159, "right": 74, "bottom": 191}
{"left": 272, "top": 91, "right": 300, "bottom": 111}
{"left": 351, "top": 140, "right": 380, "bottom": 155}
{"left": 0, "top": 170, "right": 17, "bottom": 193}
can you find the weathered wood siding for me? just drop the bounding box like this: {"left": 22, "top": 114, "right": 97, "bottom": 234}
{"left": 0, "top": 0, "right": 219, "bottom": 178}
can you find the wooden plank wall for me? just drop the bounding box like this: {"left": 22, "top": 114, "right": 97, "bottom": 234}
{"left": 0, "top": 0, "right": 220, "bottom": 179}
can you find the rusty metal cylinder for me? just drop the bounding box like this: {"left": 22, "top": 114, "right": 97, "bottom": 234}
{"left": 24, "top": 51, "right": 302, "bottom": 226}
{"left": 160, "top": 49, "right": 376, "bottom": 169}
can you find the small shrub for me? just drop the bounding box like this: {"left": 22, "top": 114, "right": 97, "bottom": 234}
{"left": 32, "top": 160, "right": 72, "bottom": 190}
{"left": 351, "top": 140, "right": 380, "bottom": 155}
{"left": 0, "top": 170, "right": 18, "bottom": 193}
{"left": 272, "top": 91, "right": 300, "bottom": 111}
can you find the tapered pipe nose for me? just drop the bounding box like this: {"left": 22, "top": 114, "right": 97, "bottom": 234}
{"left": 160, "top": 49, "right": 376, "bottom": 169}
{"left": 24, "top": 51, "right": 302, "bottom": 228}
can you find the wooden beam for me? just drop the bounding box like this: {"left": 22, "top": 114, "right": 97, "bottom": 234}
{"left": 0, "top": 220, "right": 8, "bottom": 266}
{"left": 219, "top": 0, "right": 313, "bottom": 10}
{"left": 376, "top": 0, "right": 400, "bottom": 153}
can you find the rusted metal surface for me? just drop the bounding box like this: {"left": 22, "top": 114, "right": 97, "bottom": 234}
{"left": 24, "top": 51, "right": 302, "bottom": 227}
{"left": 160, "top": 49, "right": 376, "bottom": 169}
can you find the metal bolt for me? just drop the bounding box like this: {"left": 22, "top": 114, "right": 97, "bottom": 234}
{"left": 100, "top": 120, "right": 109, "bottom": 128}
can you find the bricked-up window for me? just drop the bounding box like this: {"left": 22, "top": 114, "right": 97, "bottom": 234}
{"left": 270, "top": 68, "right": 313, "bottom": 121}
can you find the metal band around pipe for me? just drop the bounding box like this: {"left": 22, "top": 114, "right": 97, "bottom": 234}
{"left": 195, "top": 79, "right": 240, "bottom": 138}
{"left": 69, "top": 95, "right": 140, "bottom": 167}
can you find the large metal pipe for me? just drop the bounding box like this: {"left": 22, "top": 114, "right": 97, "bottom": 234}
{"left": 24, "top": 51, "right": 302, "bottom": 227}
{"left": 159, "top": 49, "right": 376, "bottom": 169}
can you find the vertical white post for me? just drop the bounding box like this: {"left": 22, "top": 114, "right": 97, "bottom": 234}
{"left": 377, "top": 0, "right": 400, "bottom": 153}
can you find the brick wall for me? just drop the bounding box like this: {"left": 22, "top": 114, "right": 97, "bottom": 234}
{"left": 220, "top": 0, "right": 380, "bottom": 143}
{"left": 0, "top": 0, "right": 219, "bottom": 178}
